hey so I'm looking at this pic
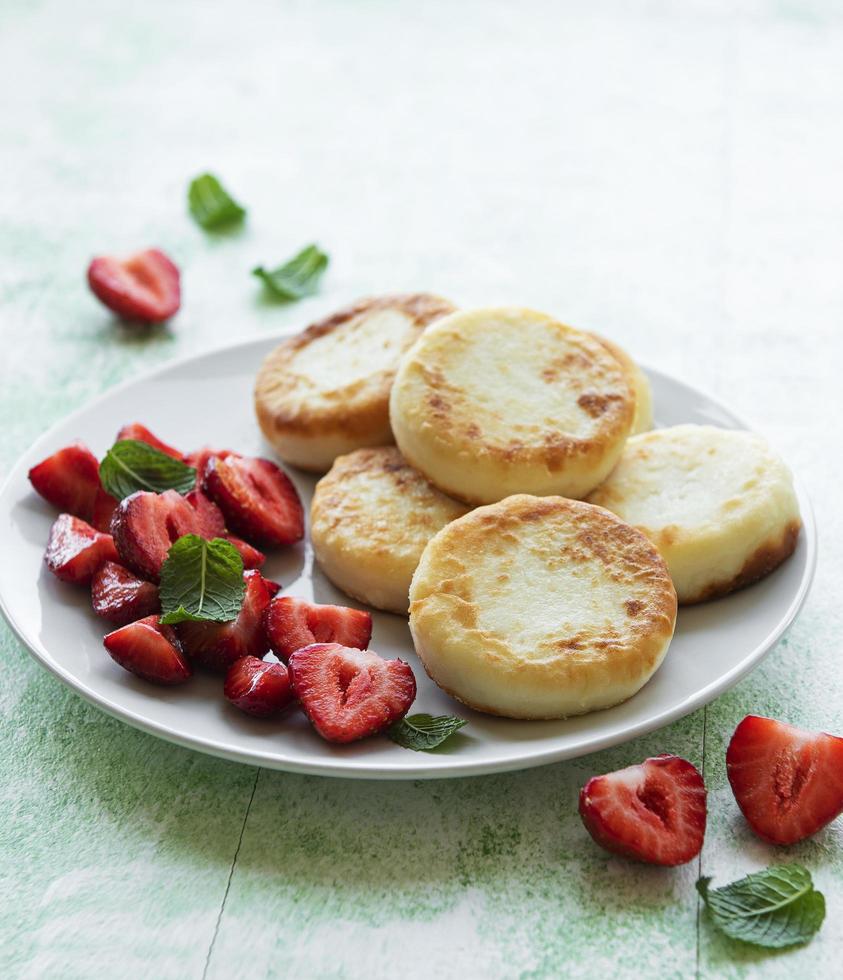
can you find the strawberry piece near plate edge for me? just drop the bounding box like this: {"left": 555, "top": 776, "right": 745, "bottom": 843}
{"left": 91, "top": 561, "right": 160, "bottom": 626}
{"left": 29, "top": 442, "right": 102, "bottom": 522}
{"left": 224, "top": 656, "right": 294, "bottom": 718}
{"left": 87, "top": 248, "right": 180, "bottom": 324}
{"left": 44, "top": 514, "right": 119, "bottom": 585}
{"left": 103, "top": 615, "right": 191, "bottom": 685}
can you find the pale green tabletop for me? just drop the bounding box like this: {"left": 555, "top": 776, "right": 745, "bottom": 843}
{"left": 2, "top": 1, "right": 842, "bottom": 977}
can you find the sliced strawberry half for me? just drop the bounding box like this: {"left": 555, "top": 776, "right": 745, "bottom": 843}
{"left": 110, "top": 489, "right": 205, "bottom": 581}
{"left": 91, "top": 487, "right": 119, "bottom": 532}
{"left": 116, "top": 423, "right": 183, "bottom": 460}
{"left": 578, "top": 755, "right": 707, "bottom": 866}
{"left": 726, "top": 715, "right": 843, "bottom": 845}
{"left": 87, "top": 248, "right": 180, "bottom": 323}
{"left": 288, "top": 643, "right": 416, "bottom": 744}
{"left": 265, "top": 596, "right": 372, "bottom": 662}
{"left": 224, "top": 534, "right": 266, "bottom": 570}
{"left": 103, "top": 615, "right": 191, "bottom": 685}
{"left": 91, "top": 561, "right": 160, "bottom": 625}
{"left": 185, "top": 447, "right": 236, "bottom": 487}
{"left": 224, "top": 656, "right": 294, "bottom": 718}
{"left": 44, "top": 514, "right": 119, "bottom": 584}
{"left": 29, "top": 442, "right": 101, "bottom": 521}
{"left": 177, "top": 570, "right": 272, "bottom": 672}
{"left": 203, "top": 455, "right": 304, "bottom": 547}
{"left": 185, "top": 490, "right": 227, "bottom": 538}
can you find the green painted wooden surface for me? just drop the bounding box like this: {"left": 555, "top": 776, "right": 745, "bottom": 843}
{"left": 2, "top": 1, "right": 842, "bottom": 976}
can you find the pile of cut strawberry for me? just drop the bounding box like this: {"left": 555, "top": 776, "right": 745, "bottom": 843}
{"left": 30, "top": 424, "right": 417, "bottom": 744}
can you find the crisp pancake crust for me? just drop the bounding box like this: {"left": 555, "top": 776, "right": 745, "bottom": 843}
{"left": 254, "top": 293, "right": 455, "bottom": 472}
{"left": 311, "top": 447, "right": 469, "bottom": 614}
{"left": 408, "top": 495, "right": 677, "bottom": 719}
{"left": 389, "top": 307, "right": 636, "bottom": 504}
{"left": 595, "top": 335, "right": 653, "bottom": 435}
{"left": 587, "top": 424, "right": 802, "bottom": 604}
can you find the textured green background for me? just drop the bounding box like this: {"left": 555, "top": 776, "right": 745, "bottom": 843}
{"left": 2, "top": 1, "right": 842, "bottom": 977}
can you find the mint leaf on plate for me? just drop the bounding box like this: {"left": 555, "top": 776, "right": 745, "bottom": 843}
{"left": 697, "top": 864, "right": 825, "bottom": 949}
{"left": 252, "top": 244, "right": 328, "bottom": 300}
{"left": 99, "top": 439, "right": 196, "bottom": 500}
{"left": 159, "top": 535, "right": 245, "bottom": 625}
{"left": 388, "top": 713, "right": 467, "bottom": 752}
{"left": 188, "top": 173, "right": 246, "bottom": 229}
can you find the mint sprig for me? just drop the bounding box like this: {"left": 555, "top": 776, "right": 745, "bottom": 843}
{"left": 159, "top": 535, "right": 245, "bottom": 625}
{"left": 188, "top": 173, "right": 246, "bottom": 229}
{"left": 697, "top": 864, "right": 825, "bottom": 949}
{"left": 99, "top": 440, "right": 196, "bottom": 500}
{"left": 252, "top": 244, "right": 328, "bottom": 300}
{"left": 388, "top": 713, "right": 467, "bottom": 752}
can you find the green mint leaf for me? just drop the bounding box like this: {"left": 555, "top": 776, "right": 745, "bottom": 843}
{"left": 99, "top": 440, "right": 196, "bottom": 500}
{"left": 159, "top": 535, "right": 245, "bottom": 625}
{"left": 697, "top": 864, "right": 825, "bottom": 949}
{"left": 188, "top": 173, "right": 246, "bottom": 229}
{"left": 388, "top": 713, "right": 467, "bottom": 752}
{"left": 252, "top": 244, "right": 329, "bottom": 300}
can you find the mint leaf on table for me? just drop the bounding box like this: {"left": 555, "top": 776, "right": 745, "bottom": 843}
{"left": 159, "top": 535, "right": 245, "bottom": 625}
{"left": 188, "top": 173, "right": 246, "bottom": 229}
{"left": 697, "top": 864, "right": 825, "bottom": 949}
{"left": 388, "top": 713, "right": 467, "bottom": 752}
{"left": 252, "top": 244, "right": 329, "bottom": 300}
{"left": 99, "top": 440, "right": 196, "bottom": 500}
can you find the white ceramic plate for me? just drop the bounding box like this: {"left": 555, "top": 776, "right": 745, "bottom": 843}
{"left": 0, "top": 338, "right": 816, "bottom": 779}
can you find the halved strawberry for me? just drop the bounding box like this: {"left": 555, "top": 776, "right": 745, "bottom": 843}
{"left": 224, "top": 656, "right": 294, "bottom": 718}
{"left": 185, "top": 490, "right": 227, "bottom": 538}
{"left": 265, "top": 596, "right": 372, "bottom": 662}
{"left": 91, "top": 487, "right": 119, "bottom": 532}
{"left": 103, "top": 615, "right": 191, "bottom": 685}
{"left": 185, "top": 447, "right": 236, "bottom": 487}
{"left": 29, "top": 442, "right": 101, "bottom": 521}
{"left": 44, "top": 514, "right": 119, "bottom": 584}
{"left": 91, "top": 561, "right": 160, "bottom": 625}
{"left": 177, "top": 570, "right": 272, "bottom": 672}
{"left": 224, "top": 534, "right": 266, "bottom": 570}
{"left": 203, "top": 455, "right": 304, "bottom": 546}
{"left": 578, "top": 755, "right": 707, "bottom": 866}
{"left": 87, "top": 248, "right": 180, "bottom": 323}
{"left": 726, "top": 715, "right": 843, "bottom": 845}
{"left": 116, "top": 423, "right": 183, "bottom": 460}
{"left": 110, "top": 489, "right": 204, "bottom": 581}
{"left": 288, "top": 643, "right": 416, "bottom": 743}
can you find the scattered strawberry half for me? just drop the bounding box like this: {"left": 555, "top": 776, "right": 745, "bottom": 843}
{"left": 224, "top": 656, "right": 294, "bottom": 718}
{"left": 29, "top": 442, "right": 101, "bottom": 521}
{"left": 116, "top": 423, "right": 183, "bottom": 460}
{"left": 110, "top": 488, "right": 207, "bottom": 581}
{"left": 87, "top": 248, "right": 181, "bottom": 324}
{"left": 91, "top": 561, "right": 160, "bottom": 625}
{"left": 203, "top": 455, "right": 304, "bottom": 547}
{"left": 185, "top": 447, "right": 236, "bottom": 487}
{"left": 225, "top": 534, "right": 266, "bottom": 570}
{"left": 726, "top": 715, "right": 843, "bottom": 845}
{"left": 185, "top": 489, "right": 227, "bottom": 538}
{"left": 103, "top": 615, "right": 191, "bottom": 685}
{"left": 578, "top": 755, "right": 707, "bottom": 866}
{"left": 91, "top": 488, "right": 119, "bottom": 533}
{"left": 44, "top": 514, "right": 119, "bottom": 585}
{"left": 288, "top": 643, "right": 416, "bottom": 744}
{"left": 265, "top": 596, "right": 372, "bottom": 662}
{"left": 177, "top": 570, "right": 272, "bottom": 672}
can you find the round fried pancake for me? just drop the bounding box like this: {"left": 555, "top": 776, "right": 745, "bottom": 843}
{"left": 389, "top": 307, "right": 636, "bottom": 504}
{"left": 587, "top": 425, "right": 802, "bottom": 605}
{"left": 408, "top": 495, "right": 677, "bottom": 719}
{"left": 255, "top": 293, "right": 456, "bottom": 472}
{"left": 595, "top": 335, "right": 653, "bottom": 434}
{"left": 311, "top": 446, "right": 469, "bottom": 614}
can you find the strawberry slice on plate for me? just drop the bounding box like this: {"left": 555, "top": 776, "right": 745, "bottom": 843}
{"left": 265, "top": 596, "right": 372, "bottom": 662}
{"left": 116, "top": 423, "right": 183, "bottom": 460}
{"left": 288, "top": 643, "right": 416, "bottom": 743}
{"left": 44, "top": 514, "right": 119, "bottom": 584}
{"left": 224, "top": 534, "right": 266, "bottom": 570}
{"left": 29, "top": 442, "right": 102, "bottom": 521}
{"left": 110, "top": 489, "right": 206, "bottom": 581}
{"left": 177, "top": 570, "right": 272, "bottom": 672}
{"left": 203, "top": 455, "right": 304, "bottom": 547}
{"left": 103, "top": 615, "right": 191, "bottom": 685}
{"left": 185, "top": 447, "right": 236, "bottom": 487}
{"left": 185, "top": 490, "right": 227, "bottom": 538}
{"left": 87, "top": 248, "right": 180, "bottom": 323}
{"left": 224, "top": 656, "right": 294, "bottom": 718}
{"left": 91, "top": 487, "right": 119, "bottom": 533}
{"left": 578, "top": 754, "right": 707, "bottom": 866}
{"left": 726, "top": 715, "right": 843, "bottom": 845}
{"left": 91, "top": 561, "right": 160, "bottom": 625}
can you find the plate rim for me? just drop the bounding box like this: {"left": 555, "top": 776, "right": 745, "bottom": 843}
{"left": 0, "top": 335, "right": 818, "bottom": 779}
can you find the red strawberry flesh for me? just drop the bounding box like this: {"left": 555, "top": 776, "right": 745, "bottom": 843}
{"left": 116, "top": 423, "right": 183, "bottom": 460}
{"left": 91, "top": 488, "right": 119, "bottom": 532}
{"left": 91, "top": 561, "right": 160, "bottom": 625}
{"left": 29, "top": 442, "right": 101, "bottom": 521}
{"left": 265, "top": 596, "right": 372, "bottom": 662}
{"left": 288, "top": 643, "right": 416, "bottom": 744}
{"left": 578, "top": 754, "right": 707, "bottom": 866}
{"left": 224, "top": 534, "right": 266, "bottom": 570}
{"left": 185, "top": 490, "right": 227, "bottom": 538}
{"left": 87, "top": 248, "right": 180, "bottom": 323}
{"left": 103, "top": 615, "right": 191, "bottom": 685}
{"left": 726, "top": 715, "right": 843, "bottom": 845}
{"left": 44, "top": 514, "right": 119, "bottom": 584}
{"left": 224, "top": 656, "right": 294, "bottom": 717}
